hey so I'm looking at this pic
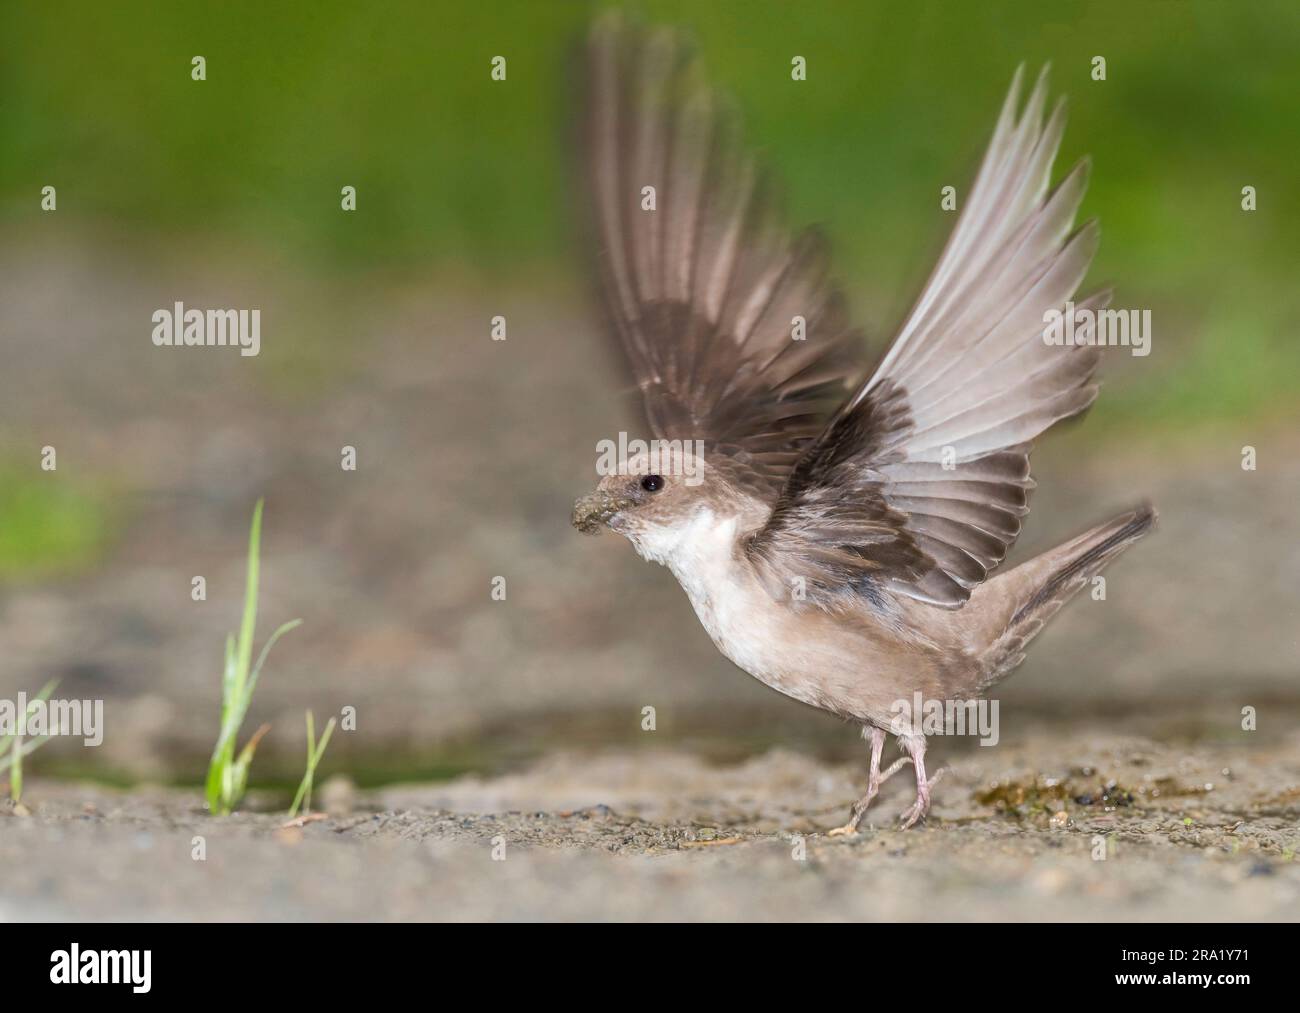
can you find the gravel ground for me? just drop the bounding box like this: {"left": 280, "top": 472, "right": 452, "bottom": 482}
{"left": 4, "top": 726, "right": 1298, "bottom": 921}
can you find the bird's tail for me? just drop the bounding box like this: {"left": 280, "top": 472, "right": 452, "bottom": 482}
{"left": 971, "top": 503, "right": 1157, "bottom": 689}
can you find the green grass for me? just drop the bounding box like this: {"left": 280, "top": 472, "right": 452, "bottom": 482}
{"left": 204, "top": 500, "right": 302, "bottom": 816}
{"left": 0, "top": 680, "right": 59, "bottom": 804}
{"left": 287, "top": 711, "right": 337, "bottom": 820}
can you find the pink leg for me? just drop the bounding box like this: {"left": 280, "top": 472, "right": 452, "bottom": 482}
{"left": 898, "top": 735, "right": 944, "bottom": 829}
{"left": 827, "top": 726, "right": 912, "bottom": 836}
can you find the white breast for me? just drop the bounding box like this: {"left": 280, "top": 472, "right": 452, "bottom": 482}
{"left": 631, "top": 509, "right": 820, "bottom": 703}
{"left": 623, "top": 507, "right": 923, "bottom": 726}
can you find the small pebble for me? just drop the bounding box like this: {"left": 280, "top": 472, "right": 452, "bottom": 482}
{"left": 320, "top": 774, "right": 357, "bottom": 817}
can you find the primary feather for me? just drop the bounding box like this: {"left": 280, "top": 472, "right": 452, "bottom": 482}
{"left": 749, "top": 67, "right": 1106, "bottom": 610}
{"left": 584, "top": 14, "right": 862, "bottom": 498}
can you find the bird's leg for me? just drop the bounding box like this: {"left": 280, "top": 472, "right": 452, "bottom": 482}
{"left": 827, "top": 726, "right": 911, "bottom": 836}
{"left": 898, "top": 735, "right": 945, "bottom": 829}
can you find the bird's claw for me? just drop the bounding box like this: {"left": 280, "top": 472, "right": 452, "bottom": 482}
{"left": 898, "top": 769, "right": 945, "bottom": 829}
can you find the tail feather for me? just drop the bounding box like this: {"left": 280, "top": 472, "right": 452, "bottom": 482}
{"left": 976, "top": 503, "right": 1156, "bottom": 687}
{"left": 1010, "top": 503, "right": 1157, "bottom": 626}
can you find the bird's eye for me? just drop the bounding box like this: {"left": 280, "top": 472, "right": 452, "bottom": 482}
{"left": 641, "top": 474, "right": 664, "bottom": 493}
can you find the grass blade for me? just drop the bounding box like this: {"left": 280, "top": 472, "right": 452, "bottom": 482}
{"left": 0, "top": 679, "right": 59, "bottom": 760}
{"left": 234, "top": 498, "right": 263, "bottom": 701}
{"left": 204, "top": 499, "right": 303, "bottom": 816}
{"left": 0, "top": 734, "right": 52, "bottom": 776}
{"left": 288, "top": 712, "right": 336, "bottom": 819}
{"left": 246, "top": 619, "right": 302, "bottom": 702}
{"left": 2, "top": 680, "right": 60, "bottom": 803}
{"left": 10, "top": 731, "right": 21, "bottom": 802}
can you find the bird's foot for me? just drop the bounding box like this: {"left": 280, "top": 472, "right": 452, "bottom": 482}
{"left": 827, "top": 756, "right": 913, "bottom": 836}
{"left": 898, "top": 769, "right": 945, "bottom": 829}
{"left": 826, "top": 796, "right": 875, "bottom": 837}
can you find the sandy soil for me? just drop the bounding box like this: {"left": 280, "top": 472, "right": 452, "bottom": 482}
{"left": 4, "top": 725, "right": 1298, "bottom": 921}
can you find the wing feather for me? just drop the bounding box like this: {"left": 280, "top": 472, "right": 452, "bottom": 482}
{"left": 584, "top": 13, "right": 863, "bottom": 496}
{"left": 748, "top": 67, "right": 1105, "bottom": 610}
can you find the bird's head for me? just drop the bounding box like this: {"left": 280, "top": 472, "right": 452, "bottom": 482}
{"left": 572, "top": 447, "right": 722, "bottom": 560}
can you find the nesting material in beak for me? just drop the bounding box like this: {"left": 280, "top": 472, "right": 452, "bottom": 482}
{"left": 572, "top": 490, "right": 632, "bottom": 534}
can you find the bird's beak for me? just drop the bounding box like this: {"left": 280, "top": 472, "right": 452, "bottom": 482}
{"left": 572, "top": 490, "right": 633, "bottom": 534}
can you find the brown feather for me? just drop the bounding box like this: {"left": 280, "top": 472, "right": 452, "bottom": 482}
{"left": 583, "top": 13, "right": 863, "bottom": 498}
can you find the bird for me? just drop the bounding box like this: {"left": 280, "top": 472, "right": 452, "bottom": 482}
{"left": 571, "top": 13, "right": 1156, "bottom": 832}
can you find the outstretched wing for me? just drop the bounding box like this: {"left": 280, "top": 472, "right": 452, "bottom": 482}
{"left": 584, "top": 13, "right": 863, "bottom": 497}
{"left": 748, "top": 66, "right": 1107, "bottom": 609}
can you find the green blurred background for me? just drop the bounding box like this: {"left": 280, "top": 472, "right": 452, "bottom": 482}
{"left": 0, "top": 1, "right": 1296, "bottom": 782}
{"left": 4, "top": 0, "right": 1296, "bottom": 580}
{"left": 6, "top": 1, "right": 1298, "bottom": 395}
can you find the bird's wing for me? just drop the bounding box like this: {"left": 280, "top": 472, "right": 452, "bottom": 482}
{"left": 748, "top": 66, "right": 1106, "bottom": 610}
{"left": 584, "top": 13, "right": 863, "bottom": 498}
